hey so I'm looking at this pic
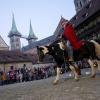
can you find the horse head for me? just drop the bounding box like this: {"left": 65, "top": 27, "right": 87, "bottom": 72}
{"left": 37, "top": 46, "right": 49, "bottom": 62}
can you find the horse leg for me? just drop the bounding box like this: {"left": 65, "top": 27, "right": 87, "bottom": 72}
{"left": 97, "top": 60, "right": 100, "bottom": 71}
{"left": 88, "top": 59, "right": 96, "bottom": 78}
{"left": 74, "top": 62, "right": 81, "bottom": 75}
{"left": 53, "top": 67, "right": 61, "bottom": 85}
{"left": 69, "top": 64, "right": 80, "bottom": 81}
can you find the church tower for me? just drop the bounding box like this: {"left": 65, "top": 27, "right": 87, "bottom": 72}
{"left": 74, "top": 0, "right": 92, "bottom": 12}
{"left": 27, "top": 20, "right": 38, "bottom": 45}
{"left": 8, "top": 14, "right": 21, "bottom": 51}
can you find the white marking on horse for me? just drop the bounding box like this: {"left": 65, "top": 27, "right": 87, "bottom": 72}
{"left": 88, "top": 59, "right": 95, "bottom": 76}
{"left": 41, "top": 46, "right": 48, "bottom": 54}
{"left": 58, "top": 41, "right": 65, "bottom": 50}
{"left": 90, "top": 40, "right": 100, "bottom": 57}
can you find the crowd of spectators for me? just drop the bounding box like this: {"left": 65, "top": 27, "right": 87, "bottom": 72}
{"left": 0, "top": 64, "right": 56, "bottom": 86}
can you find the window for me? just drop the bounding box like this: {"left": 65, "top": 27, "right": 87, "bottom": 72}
{"left": 11, "top": 38, "right": 14, "bottom": 42}
{"left": 76, "top": 3, "right": 78, "bottom": 7}
{"left": 16, "top": 44, "right": 19, "bottom": 47}
{"left": 86, "top": 3, "right": 91, "bottom": 9}
{"left": 82, "top": 13, "right": 88, "bottom": 18}
{"left": 16, "top": 38, "right": 19, "bottom": 42}
{"left": 80, "top": 1, "right": 82, "bottom": 7}
{"left": 73, "top": 16, "right": 78, "bottom": 20}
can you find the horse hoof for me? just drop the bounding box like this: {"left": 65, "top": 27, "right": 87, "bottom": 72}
{"left": 75, "top": 67, "right": 81, "bottom": 75}
{"left": 75, "top": 78, "right": 79, "bottom": 81}
{"left": 53, "top": 80, "right": 59, "bottom": 85}
{"left": 91, "top": 74, "right": 96, "bottom": 78}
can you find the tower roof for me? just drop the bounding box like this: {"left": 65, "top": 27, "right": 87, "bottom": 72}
{"left": 8, "top": 13, "right": 21, "bottom": 37}
{"left": 0, "top": 35, "right": 9, "bottom": 49}
{"left": 28, "top": 20, "right": 38, "bottom": 40}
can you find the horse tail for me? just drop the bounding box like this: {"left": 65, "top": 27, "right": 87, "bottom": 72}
{"left": 90, "top": 40, "right": 100, "bottom": 57}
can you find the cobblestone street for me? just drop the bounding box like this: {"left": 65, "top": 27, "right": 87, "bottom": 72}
{"left": 0, "top": 69, "right": 100, "bottom": 100}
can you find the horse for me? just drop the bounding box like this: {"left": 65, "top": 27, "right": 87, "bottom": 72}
{"left": 37, "top": 39, "right": 100, "bottom": 84}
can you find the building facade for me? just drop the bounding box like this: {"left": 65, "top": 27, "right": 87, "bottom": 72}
{"left": 71, "top": 0, "right": 100, "bottom": 40}
{"left": 0, "top": 50, "right": 33, "bottom": 72}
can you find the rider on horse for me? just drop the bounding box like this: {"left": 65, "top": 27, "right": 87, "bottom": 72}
{"left": 60, "top": 19, "right": 84, "bottom": 61}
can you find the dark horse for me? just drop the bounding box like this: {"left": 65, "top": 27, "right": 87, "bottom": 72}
{"left": 37, "top": 39, "right": 100, "bottom": 84}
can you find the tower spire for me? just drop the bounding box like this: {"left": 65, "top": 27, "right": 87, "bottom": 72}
{"left": 11, "top": 13, "right": 18, "bottom": 32}
{"left": 8, "top": 13, "right": 21, "bottom": 37}
{"left": 28, "top": 20, "right": 38, "bottom": 40}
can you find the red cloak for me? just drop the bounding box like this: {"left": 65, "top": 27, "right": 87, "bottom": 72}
{"left": 63, "top": 23, "right": 83, "bottom": 50}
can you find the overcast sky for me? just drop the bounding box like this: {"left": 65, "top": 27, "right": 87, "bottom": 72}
{"left": 0, "top": 0, "right": 76, "bottom": 46}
